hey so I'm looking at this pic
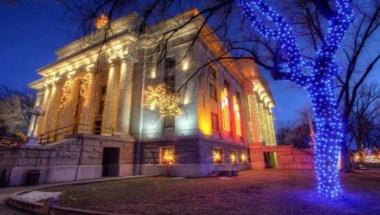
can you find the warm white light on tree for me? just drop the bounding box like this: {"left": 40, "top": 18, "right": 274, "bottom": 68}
{"left": 144, "top": 83, "right": 183, "bottom": 118}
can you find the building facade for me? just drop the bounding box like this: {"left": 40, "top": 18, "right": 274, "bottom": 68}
{"left": 1, "top": 10, "right": 278, "bottom": 186}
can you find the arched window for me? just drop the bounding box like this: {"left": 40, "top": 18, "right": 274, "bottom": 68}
{"left": 221, "top": 87, "right": 230, "bottom": 132}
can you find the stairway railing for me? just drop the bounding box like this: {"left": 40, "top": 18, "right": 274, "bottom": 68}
{"left": 38, "top": 123, "right": 115, "bottom": 145}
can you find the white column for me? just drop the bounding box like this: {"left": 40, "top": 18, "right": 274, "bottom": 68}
{"left": 36, "top": 85, "right": 52, "bottom": 135}
{"left": 42, "top": 84, "right": 57, "bottom": 134}
{"left": 27, "top": 93, "right": 43, "bottom": 137}
{"left": 255, "top": 96, "right": 263, "bottom": 144}
{"left": 269, "top": 112, "right": 276, "bottom": 145}
{"left": 116, "top": 55, "right": 136, "bottom": 136}
{"left": 102, "top": 60, "right": 117, "bottom": 135}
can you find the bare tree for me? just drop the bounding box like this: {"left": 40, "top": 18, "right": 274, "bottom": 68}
{"left": 0, "top": 86, "right": 35, "bottom": 141}
{"left": 277, "top": 107, "right": 313, "bottom": 149}
{"left": 349, "top": 84, "right": 380, "bottom": 155}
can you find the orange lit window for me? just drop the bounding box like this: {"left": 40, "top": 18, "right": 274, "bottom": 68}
{"left": 233, "top": 96, "right": 242, "bottom": 137}
{"left": 213, "top": 148, "right": 223, "bottom": 164}
{"left": 240, "top": 153, "right": 247, "bottom": 162}
{"left": 160, "top": 147, "right": 175, "bottom": 165}
{"left": 221, "top": 87, "right": 230, "bottom": 132}
{"left": 211, "top": 113, "right": 219, "bottom": 132}
{"left": 230, "top": 151, "right": 238, "bottom": 164}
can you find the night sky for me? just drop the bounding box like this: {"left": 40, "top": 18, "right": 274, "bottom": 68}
{"left": 0, "top": 1, "right": 378, "bottom": 127}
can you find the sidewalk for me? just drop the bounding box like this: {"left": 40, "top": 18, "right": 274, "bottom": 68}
{"left": 0, "top": 175, "right": 157, "bottom": 214}
{"left": 355, "top": 168, "right": 380, "bottom": 178}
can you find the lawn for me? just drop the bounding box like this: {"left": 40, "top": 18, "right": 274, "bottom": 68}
{"left": 44, "top": 170, "right": 380, "bottom": 215}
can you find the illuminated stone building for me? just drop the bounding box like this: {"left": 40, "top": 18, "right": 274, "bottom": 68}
{"left": 0, "top": 10, "right": 278, "bottom": 186}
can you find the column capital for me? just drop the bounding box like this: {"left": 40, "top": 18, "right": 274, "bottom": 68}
{"left": 85, "top": 64, "right": 95, "bottom": 72}
{"left": 121, "top": 54, "right": 137, "bottom": 63}
{"left": 108, "top": 58, "right": 117, "bottom": 66}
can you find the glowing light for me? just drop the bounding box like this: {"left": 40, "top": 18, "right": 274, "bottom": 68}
{"left": 59, "top": 73, "right": 92, "bottom": 109}
{"left": 240, "top": 0, "right": 354, "bottom": 198}
{"left": 199, "top": 113, "right": 212, "bottom": 136}
{"left": 95, "top": 14, "right": 109, "bottom": 29}
{"left": 213, "top": 148, "right": 223, "bottom": 164}
{"left": 182, "top": 58, "right": 190, "bottom": 71}
{"left": 143, "top": 84, "right": 183, "bottom": 118}
{"left": 60, "top": 79, "right": 74, "bottom": 109}
{"left": 79, "top": 73, "right": 93, "bottom": 99}
{"left": 183, "top": 93, "right": 190, "bottom": 105}
{"left": 221, "top": 87, "right": 230, "bottom": 132}
{"left": 230, "top": 151, "right": 237, "bottom": 164}
{"left": 150, "top": 67, "right": 157, "bottom": 79}
{"left": 241, "top": 153, "right": 247, "bottom": 162}
{"left": 353, "top": 153, "right": 361, "bottom": 163}
{"left": 233, "top": 96, "right": 242, "bottom": 137}
{"left": 161, "top": 147, "right": 175, "bottom": 165}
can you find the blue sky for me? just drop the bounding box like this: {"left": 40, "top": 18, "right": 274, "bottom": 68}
{"left": 0, "top": 1, "right": 378, "bottom": 127}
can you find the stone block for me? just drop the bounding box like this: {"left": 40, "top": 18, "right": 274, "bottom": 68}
{"left": 1, "top": 158, "right": 17, "bottom": 166}
{"left": 18, "top": 159, "right": 37, "bottom": 166}
{"left": 50, "top": 151, "right": 57, "bottom": 158}
{"left": 57, "top": 152, "right": 66, "bottom": 158}
{"left": 38, "top": 159, "right": 49, "bottom": 166}
{"left": 46, "top": 166, "right": 76, "bottom": 183}
{"left": 76, "top": 165, "right": 102, "bottom": 180}
{"left": 39, "top": 151, "right": 50, "bottom": 158}
{"left": 88, "top": 152, "right": 101, "bottom": 159}
{"left": 26, "top": 150, "right": 39, "bottom": 158}
{"left": 69, "top": 145, "right": 81, "bottom": 152}
{"left": 83, "top": 145, "right": 94, "bottom": 152}
{"left": 93, "top": 146, "right": 102, "bottom": 153}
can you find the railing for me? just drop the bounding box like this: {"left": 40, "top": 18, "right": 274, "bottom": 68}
{"left": 38, "top": 123, "right": 115, "bottom": 145}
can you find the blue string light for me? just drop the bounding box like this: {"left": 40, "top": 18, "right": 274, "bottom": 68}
{"left": 239, "top": 0, "right": 354, "bottom": 199}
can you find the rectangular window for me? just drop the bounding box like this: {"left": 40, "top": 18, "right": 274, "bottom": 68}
{"left": 160, "top": 147, "right": 175, "bottom": 165}
{"left": 163, "top": 116, "right": 175, "bottom": 129}
{"left": 208, "top": 66, "right": 217, "bottom": 79}
{"left": 213, "top": 148, "right": 223, "bottom": 164}
{"left": 221, "top": 86, "right": 230, "bottom": 132}
{"left": 164, "top": 75, "right": 175, "bottom": 92}
{"left": 230, "top": 151, "right": 238, "bottom": 164}
{"left": 209, "top": 83, "right": 217, "bottom": 102}
{"left": 240, "top": 153, "right": 247, "bottom": 163}
{"left": 211, "top": 113, "right": 219, "bottom": 132}
{"left": 165, "top": 58, "right": 176, "bottom": 69}
{"left": 233, "top": 96, "right": 242, "bottom": 137}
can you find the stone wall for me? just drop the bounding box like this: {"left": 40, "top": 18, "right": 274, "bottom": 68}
{"left": 0, "top": 134, "right": 134, "bottom": 186}
{"left": 250, "top": 145, "right": 314, "bottom": 169}
{"left": 139, "top": 136, "right": 250, "bottom": 177}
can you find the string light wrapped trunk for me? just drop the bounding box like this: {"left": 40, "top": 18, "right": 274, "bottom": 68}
{"left": 239, "top": 0, "right": 354, "bottom": 198}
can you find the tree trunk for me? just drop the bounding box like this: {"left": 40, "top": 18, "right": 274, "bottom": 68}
{"left": 341, "top": 104, "right": 353, "bottom": 172}
{"left": 309, "top": 81, "right": 344, "bottom": 198}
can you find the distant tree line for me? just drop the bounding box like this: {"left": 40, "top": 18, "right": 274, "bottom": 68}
{"left": 278, "top": 83, "right": 380, "bottom": 152}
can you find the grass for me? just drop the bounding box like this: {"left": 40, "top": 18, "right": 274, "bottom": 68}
{"left": 44, "top": 170, "right": 380, "bottom": 215}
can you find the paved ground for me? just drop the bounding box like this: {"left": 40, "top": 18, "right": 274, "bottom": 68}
{"left": 2, "top": 169, "right": 380, "bottom": 215}
{"left": 355, "top": 168, "right": 380, "bottom": 178}
{"left": 39, "top": 170, "right": 380, "bottom": 215}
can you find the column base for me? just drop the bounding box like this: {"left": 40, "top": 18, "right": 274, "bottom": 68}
{"left": 113, "top": 131, "right": 134, "bottom": 140}
{"left": 25, "top": 137, "right": 40, "bottom": 147}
